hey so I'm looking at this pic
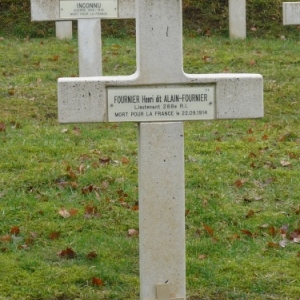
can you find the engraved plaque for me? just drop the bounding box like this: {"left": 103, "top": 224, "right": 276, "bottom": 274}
{"left": 59, "top": 0, "right": 118, "bottom": 19}
{"left": 107, "top": 85, "right": 215, "bottom": 122}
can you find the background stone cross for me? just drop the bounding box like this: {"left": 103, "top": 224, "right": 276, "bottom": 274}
{"left": 31, "top": 0, "right": 135, "bottom": 76}
{"left": 283, "top": 2, "right": 300, "bottom": 25}
{"left": 57, "top": 0, "right": 263, "bottom": 299}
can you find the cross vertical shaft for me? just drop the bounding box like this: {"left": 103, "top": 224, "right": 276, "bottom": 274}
{"left": 136, "top": 0, "right": 184, "bottom": 83}
{"left": 139, "top": 123, "right": 185, "bottom": 300}
{"left": 137, "top": 1, "right": 186, "bottom": 299}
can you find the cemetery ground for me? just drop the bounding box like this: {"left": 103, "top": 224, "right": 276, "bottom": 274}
{"left": 0, "top": 35, "right": 300, "bottom": 300}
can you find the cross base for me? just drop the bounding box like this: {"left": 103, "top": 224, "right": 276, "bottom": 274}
{"left": 153, "top": 284, "right": 184, "bottom": 300}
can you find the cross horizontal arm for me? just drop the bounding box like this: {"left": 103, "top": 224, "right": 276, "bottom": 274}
{"left": 58, "top": 73, "right": 263, "bottom": 123}
{"left": 31, "top": 0, "right": 135, "bottom": 21}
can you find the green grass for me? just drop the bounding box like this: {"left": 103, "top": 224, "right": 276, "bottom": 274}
{"left": 1, "top": 35, "right": 300, "bottom": 299}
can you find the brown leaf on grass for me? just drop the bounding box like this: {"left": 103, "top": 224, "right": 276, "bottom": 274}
{"left": 228, "top": 233, "right": 240, "bottom": 241}
{"left": 290, "top": 230, "right": 300, "bottom": 243}
{"left": 280, "top": 224, "right": 289, "bottom": 238}
{"left": 267, "top": 242, "right": 279, "bottom": 248}
{"left": 241, "top": 229, "right": 256, "bottom": 238}
{"left": 92, "top": 277, "right": 104, "bottom": 286}
{"left": 244, "top": 196, "right": 263, "bottom": 203}
{"left": 248, "top": 137, "right": 256, "bottom": 142}
{"left": 73, "top": 126, "right": 81, "bottom": 135}
{"left": 78, "top": 163, "right": 85, "bottom": 174}
{"left": 250, "top": 162, "right": 258, "bottom": 168}
{"left": 69, "top": 208, "right": 79, "bottom": 216}
{"left": 288, "top": 152, "right": 298, "bottom": 159}
{"left": 67, "top": 168, "right": 77, "bottom": 180}
{"left": 70, "top": 182, "right": 78, "bottom": 190}
{"left": 249, "top": 60, "right": 256, "bottom": 66}
{"left": 49, "top": 231, "right": 60, "bottom": 240}
{"left": 280, "top": 160, "right": 292, "bottom": 168}
{"left": 18, "top": 244, "right": 30, "bottom": 250}
{"left": 198, "top": 254, "right": 207, "bottom": 260}
{"left": 268, "top": 226, "right": 277, "bottom": 237}
{"left": 1, "top": 235, "right": 12, "bottom": 242}
{"left": 203, "top": 224, "right": 214, "bottom": 237}
{"left": 131, "top": 204, "right": 139, "bottom": 211}
{"left": 247, "top": 128, "right": 254, "bottom": 134}
{"left": 101, "top": 180, "right": 109, "bottom": 190}
{"left": 262, "top": 134, "right": 268, "bottom": 140}
{"left": 87, "top": 251, "right": 98, "bottom": 260}
{"left": 81, "top": 184, "right": 99, "bottom": 195}
{"left": 10, "top": 226, "right": 20, "bottom": 235}
{"left": 202, "top": 55, "right": 211, "bottom": 62}
{"left": 99, "top": 157, "right": 111, "bottom": 165}
{"left": 8, "top": 88, "right": 15, "bottom": 95}
{"left": 84, "top": 205, "right": 100, "bottom": 219}
{"left": 58, "top": 208, "right": 70, "bottom": 218}
{"left": 30, "top": 232, "right": 38, "bottom": 239}
{"left": 10, "top": 121, "right": 21, "bottom": 129}
{"left": 128, "top": 229, "right": 139, "bottom": 237}
{"left": 245, "top": 210, "right": 255, "bottom": 218}
{"left": 58, "top": 247, "right": 76, "bottom": 259}
{"left": 0, "top": 122, "right": 6, "bottom": 132}
{"left": 234, "top": 179, "right": 248, "bottom": 188}
{"left": 121, "top": 157, "right": 130, "bottom": 164}
{"left": 264, "top": 161, "right": 276, "bottom": 169}
{"left": 51, "top": 55, "right": 60, "bottom": 61}
{"left": 117, "top": 189, "right": 128, "bottom": 197}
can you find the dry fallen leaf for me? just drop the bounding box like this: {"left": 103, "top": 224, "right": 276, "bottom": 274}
{"left": 267, "top": 242, "right": 279, "bottom": 248}
{"left": 198, "top": 254, "right": 207, "bottom": 260}
{"left": 87, "top": 251, "right": 98, "bottom": 259}
{"left": 241, "top": 229, "right": 256, "bottom": 238}
{"left": 58, "top": 247, "right": 76, "bottom": 259}
{"left": 0, "top": 235, "right": 12, "bottom": 243}
{"left": 246, "top": 209, "right": 255, "bottom": 218}
{"left": 121, "top": 157, "right": 130, "bottom": 164}
{"left": 290, "top": 230, "right": 300, "bottom": 243}
{"left": 0, "top": 122, "right": 6, "bottom": 132}
{"left": 203, "top": 223, "right": 214, "bottom": 237}
{"left": 128, "top": 229, "right": 139, "bottom": 237}
{"left": 58, "top": 208, "right": 70, "bottom": 218}
{"left": 280, "top": 160, "right": 291, "bottom": 167}
{"left": 234, "top": 179, "right": 248, "bottom": 188}
{"left": 10, "top": 226, "right": 20, "bottom": 235}
{"left": 92, "top": 277, "right": 104, "bottom": 286}
{"left": 49, "top": 231, "right": 60, "bottom": 240}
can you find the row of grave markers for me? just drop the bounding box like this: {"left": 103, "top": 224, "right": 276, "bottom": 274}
{"left": 30, "top": 0, "right": 300, "bottom": 299}
{"left": 31, "top": 0, "right": 135, "bottom": 77}
{"left": 52, "top": 0, "right": 247, "bottom": 40}
{"left": 54, "top": 1, "right": 300, "bottom": 41}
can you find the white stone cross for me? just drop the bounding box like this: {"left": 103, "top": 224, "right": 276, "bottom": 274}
{"left": 31, "top": 0, "right": 135, "bottom": 76}
{"left": 283, "top": 2, "right": 300, "bottom": 25}
{"left": 57, "top": 0, "right": 263, "bottom": 299}
{"left": 229, "top": 0, "right": 246, "bottom": 39}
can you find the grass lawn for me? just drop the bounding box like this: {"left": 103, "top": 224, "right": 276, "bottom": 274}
{"left": 0, "top": 35, "right": 300, "bottom": 299}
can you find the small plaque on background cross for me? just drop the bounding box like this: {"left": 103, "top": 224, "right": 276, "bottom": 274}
{"left": 60, "top": 0, "right": 118, "bottom": 19}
